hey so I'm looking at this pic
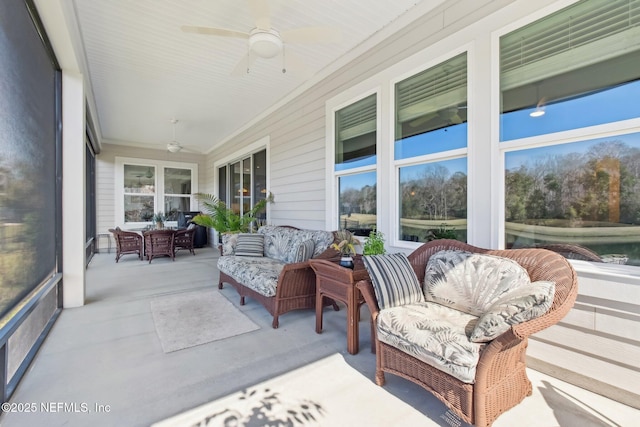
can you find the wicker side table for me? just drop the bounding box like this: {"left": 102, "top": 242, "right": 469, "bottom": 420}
{"left": 309, "top": 257, "right": 370, "bottom": 355}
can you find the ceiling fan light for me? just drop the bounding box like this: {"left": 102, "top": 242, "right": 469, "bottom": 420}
{"left": 250, "top": 29, "right": 282, "bottom": 58}
{"left": 530, "top": 108, "right": 545, "bottom": 118}
{"left": 167, "top": 142, "right": 182, "bottom": 153}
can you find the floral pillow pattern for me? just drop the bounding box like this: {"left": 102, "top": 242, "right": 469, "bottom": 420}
{"left": 259, "top": 226, "right": 333, "bottom": 263}
{"left": 424, "top": 250, "right": 532, "bottom": 316}
{"left": 469, "top": 280, "right": 555, "bottom": 342}
{"left": 376, "top": 301, "right": 483, "bottom": 384}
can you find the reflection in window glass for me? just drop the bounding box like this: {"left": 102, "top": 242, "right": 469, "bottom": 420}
{"left": 230, "top": 161, "right": 241, "bottom": 214}
{"left": 242, "top": 158, "right": 251, "bottom": 215}
{"left": 253, "top": 150, "right": 267, "bottom": 226}
{"left": 124, "top": 165, "right": 155, "bottom": 221}
{"left": 505, "top": 132, "right": 640, "bottom": 265}
{"left": 395, "top": 52, "right": 467, "bottom": 160}
{"left": 218, "top": 166, "right": 227, "bottom": 205}
{"left": 500, "top": 0, "right": 640, "bottom": 141}
{"left": 218, "top": 149, "right": 268, "bottom": 224}
{"left": 164, "top": 167, "right": 191, "bottom": 220}
{"left": 399, "top": 158, "right": 467, "bottom": 242}
{"left": 338, "top": 172, "right": 376, "bottom": 236}
{"left": 335, "top": 94, "right": 376, "bottom": 171}
{"left": 124, "top": 195, "right": 154, "bottom": 222}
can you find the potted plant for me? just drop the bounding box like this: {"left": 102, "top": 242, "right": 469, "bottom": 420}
{"left": 152, "top": 212, "right": 165, "bottom": 229}
{"left": 363, "top": 228, "right": 386, "bottom": 255}
{"left": 426, "top": 223, "right": 458, "bottom": 241}
{"left": 331, "top": 229, "right": 361, "bottom": 269}
{"left": 191, "top": 192, "right": 273, "bottom": 237}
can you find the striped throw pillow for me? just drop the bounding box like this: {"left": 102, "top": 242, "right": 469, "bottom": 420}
{"left": 363, "top": 253, "right": 424, "bottom": 310}
{"left": 294, "top": 239, "right": 315, "bottom": 263}
{"left": 235, "top": 233, "right": 264, "bottom": 257}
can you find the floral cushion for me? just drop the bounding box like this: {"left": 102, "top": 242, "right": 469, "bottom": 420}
{"left": 424, "top": 250, "right": 532, "bottom": 316}
{"left": 221, "top": 233, "right": 239, "bottom": 256}
{"left": 376, "top": 302, "right": 483, "bottom": 384}
{"left": 217, "top": 256, "right": 285, "bottom": 297}
{"left": 470, "top": 280, "right": 555, "bottom": 342}
{"left": 259, "top": 226, "right": 333, "bottom": 263}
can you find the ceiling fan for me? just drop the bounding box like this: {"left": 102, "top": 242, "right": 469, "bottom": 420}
{"left": 181, "top": 0, "right": 342, "bottom": 75}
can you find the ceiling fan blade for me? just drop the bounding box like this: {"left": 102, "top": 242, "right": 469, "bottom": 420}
{"left": 281, "top": 27, "right": 342, "bottom": 44}
{"left": 181, "top": 25, "right": 249, "bottom": 39}
{"left": 283, "top": 51, "right": 312, "bottom": 78}
{"left": 248, "top": 0, "right": 271, "bottom": 30}
{"left": 231, "top": 53, "right": 257, "bottom": 76}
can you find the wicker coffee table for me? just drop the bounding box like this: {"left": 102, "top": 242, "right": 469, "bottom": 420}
{"left": 309, "top": 258, "right": 370, "bottom": 355}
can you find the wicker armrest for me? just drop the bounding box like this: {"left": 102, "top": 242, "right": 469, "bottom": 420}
{"left": 356, "top": 279, "right": 380, "bottom": 320}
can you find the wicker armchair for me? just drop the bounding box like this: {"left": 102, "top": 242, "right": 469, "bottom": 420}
{"left": 356, "top": 240, "right": 578, "bottom": 427}
{"left": 143, "top": 229, "right": 176, "bottom": 263}
{"left": 109, "top": 228, "right": 143, "bottom": 262}
{"left": 174, "top": 226, "right": 196, "bottom": 256}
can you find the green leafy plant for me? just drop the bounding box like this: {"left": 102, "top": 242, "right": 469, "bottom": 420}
{"left": 426, "top": 223, "right": 458, "bottom": 241}
{"left": 191, "top": 192, "right": 273, "bottom": 234}
{"left": 152, "top": 212, "right": 165, "bottom": 223}
{"left": 363, "top": 228, "right": 386, "bottom": 255}
{"left": 331, "top": 229, "right": 361, "bottom": 256}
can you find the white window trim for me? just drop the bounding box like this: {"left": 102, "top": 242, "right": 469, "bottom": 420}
{"left": 115, "top": 156, "right": 198, "bottom": 229}
{"left": 389, "top": 45, "right": 472, "bottom": 249}
{"left": 492, "top": 1, "right": 640, "bottom": 272}
{"left": 326, "top": 88, "right": 381, "bottom": 235}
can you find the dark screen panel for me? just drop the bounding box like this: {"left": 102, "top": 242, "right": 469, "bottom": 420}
{"left": 0, "top": 0, "right": 59, "bottom": 319}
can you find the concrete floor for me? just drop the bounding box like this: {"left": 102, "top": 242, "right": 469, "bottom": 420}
{"left": 1, "top": 247, "right": 638, "bottom": 427}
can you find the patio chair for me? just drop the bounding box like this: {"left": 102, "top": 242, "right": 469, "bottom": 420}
{"left": 174, "top": 226, "right": 196, "bottom": 256}
{"left": 356, "top": 239, "right": 579, "bottom": 427}
{"left": 143, "top": 229, "right": 176, "bottom": 263}
{"left": 109, "top": 227, "right": 143, "bottom": 262}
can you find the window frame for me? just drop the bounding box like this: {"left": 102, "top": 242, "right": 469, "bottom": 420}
{"left": 389, "top": 47, "right": 471, "bottom": 248}
{"left": 213, "top": 137, "right": 270, "bottom": 234}
{"left": 494, "top": 0, "right": 640, "bottom": 270}
{"left": 115, "top": 157, "right": 198, "bottom": 228}
{"left": 327, "top": 88, "right": 382, "bottom": 235}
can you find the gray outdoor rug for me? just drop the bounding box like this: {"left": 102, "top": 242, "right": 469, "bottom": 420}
{"left": 150, "top": 289, "right": 259, "bottom": 353}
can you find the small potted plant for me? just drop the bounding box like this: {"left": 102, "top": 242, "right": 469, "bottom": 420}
{"left": 153, "top": 212, "right": 166, "bottom": 229}
{"left": 331, "top": 229, "right": 361, "bottom": 268}
{"left": 363, "top": 228, "right": 386, "bottom": 255}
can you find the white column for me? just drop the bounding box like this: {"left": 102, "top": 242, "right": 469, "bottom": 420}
{"left": 62, "top": 71, "right": 86, "bottom": 307}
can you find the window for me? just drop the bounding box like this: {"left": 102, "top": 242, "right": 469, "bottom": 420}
{"left": 338, "top": 172, "right": 377, "bottom": 234}
{"left": 217, "top": 148, "right": 268, "bottom": 224}
{"left": 123, "top": 164, "right": 156, "bottom": 222}
{"left": 334, "top": 94, "right": 377, "bottom": 236}
{"left": 335, "top": 94, "right": 377, "bottom": 170}
{"left": 164, "top": 167, "right": 192, "bottom": 221}
{"left": 500, "top": 0, "right": 640, "bottom": 140}
{"left": 395, "top": 53, "right": 468, "bottom": 243}
{"left": 501, "top": 0, "right": 640, "bottom": 265}
{"left": 116, "top": 158, "right": 197, "bottom": 227}
{"left": 505, "top": 132, "right": 640, "bottom": 265}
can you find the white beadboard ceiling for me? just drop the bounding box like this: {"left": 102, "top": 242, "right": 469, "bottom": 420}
{"left": 66, "top": 0, "right": 442, "bottom": 154}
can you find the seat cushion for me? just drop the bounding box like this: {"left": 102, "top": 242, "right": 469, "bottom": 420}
{"left": 217, "top": 256, "right": 285, "bottom": 297}
{"left": 377, "top": 302, "right": 483, "bottom": 384}
{"left": 423, "top": 250, "right": 532, "bottom": 316}
{"left": 363, "top": 253, "right": 425, "bottom": 310}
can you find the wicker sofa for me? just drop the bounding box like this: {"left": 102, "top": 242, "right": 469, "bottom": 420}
{"left": 217, "top": 225, "right": 338, "bottom": 328}
{"left": 357, "top": 239, "right": 578, "bottom": 427}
